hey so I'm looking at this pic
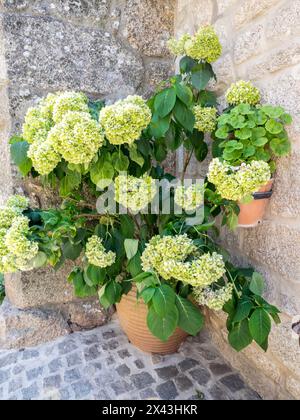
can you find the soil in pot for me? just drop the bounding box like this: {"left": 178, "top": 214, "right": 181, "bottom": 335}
{"left": 238, "top": 179, "right": 273, "bottom": 228}
{"left": 116, "top": 286, "right": 188, "bottom": 355}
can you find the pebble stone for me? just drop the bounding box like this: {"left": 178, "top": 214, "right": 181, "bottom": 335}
{"left": 0, "top": 320, "right": 260, "bottom": 400}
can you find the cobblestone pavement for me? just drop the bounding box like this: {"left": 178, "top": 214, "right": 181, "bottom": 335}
{"left": 0, "top": 319, "right": 261, "bottom": 400}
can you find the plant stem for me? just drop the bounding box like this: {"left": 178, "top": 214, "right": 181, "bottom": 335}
{"left": 226, "top": 269, "right": 240, "bottom": 297}
{"left": 74, "top": 213, "right": 102, "bottom": 220}
{"left": 181, "top": 147, "right": 194, "bottom": 183}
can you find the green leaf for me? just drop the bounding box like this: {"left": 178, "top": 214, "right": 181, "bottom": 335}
{"left": 10, "top": 140, "right": 32, "bottom": 176}
{"left": 31, "top": 251, "right": 47, "bottom": 269}
{"left": 127, "top": 252, "right": 142, "bottom": 277}
{"left": 173, "top": 101, "right": 195, "bottom": 132}
{"left": 85, "top": 264, "right": 106, "bottom": 286}
{"left": 253, "top": 137, "right": 268, "bottom": 147}
{"left": 261, "top": 105, "right": 284, "bottom": 119}
{"left": 228, "top": 319, "right": 253, "bottom": 352}
{"left": 255, "top": 148, "right": 271, "bottom": 162}
{"left": 119, "top": 215, "right": 135, "bottom": 239}
{"left": 149, "top": 114, "right": 170, "bottom": 138}
{"left": 243, "top": 145, "right": 256, "bottom": 158}
{"left": 233, "top": 298, "right": 254, "bottom": 322}
{"left": 140, "top": 287, "right": 156, "bottom": 304}
{"left": 225, "top": 140, "right": 243, "bottom": 150}
{"left": 215, "top": 126, "right": 229, "bottom": 139}
{"left": 106, "top": 280, "right": 122, "bottom": 305}
{"left": 62, "top": 240, "right": 82, "bottom": 260}
{"left": 270, "top": 137, "right": 291, "bottom": 157}
{"left": 147, "top": 304, "right": 178, "bottom": 341}
{"left": 165, "top": 124, "right": 183, "bottom": 151}
{"left": 154, "top": 141, "right": 167, "bottom": 162}
{"left": 235, "top": 128, "right": 252, "bottom": 140}
{"left": 191, "top": 68, "right": 211, "bottom": 91}
{"left": 199, "top": 90, "right": 217, "bottom": 107}
{"left": 113, "top": 151, "right": 129, "bottom": 172}
{"left": 154, "top": 87, "right": 177, "bottom": 118}
{"left": 73, "top": 271, "right": 97, "bottom": 298}
{"left": 252, "top": 127, "right": 266, "bottom": 139}
{"left": 194, "top": 141, "right": 208, "bottom": 162}
{"left": 129, "top": 144, "right": 145, "bottom": 167}
{"left": 227, "top": 209, "right": 239, "bottom": 230}
{"left": 249, "top": 272, "right": 265, "bottom": 296}
{"left": 124, "top": 239, "right": 139, "bottom": 260}
{"left": 281, "top": 113, "right": 292, "bottom": 125}
{"left": 249, "top": 308, "right": 271, "bottom": 345}
{"left": 180, "top": 56, "right": 196, "bottom": 73}
{"left": 90, "top": 159, "right": 114, "bottom": 189}
{"left": 175, "top": 295, "right": 204, "bottom": 336}
{"left": 59, "top": 171, "right": 82, "bottom": 197}
{"left": 265, "top": 119, "right": 284, "bottom": 135}
{"left": 175, "top": 83, "right": 193, "bottom": 106}
{"left": 152, "top": 284, "right": 176, "bottom": 317}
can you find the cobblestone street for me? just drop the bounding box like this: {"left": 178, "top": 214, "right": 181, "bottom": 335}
{"left": 0, "top": 319, "right": 261, "bottom": 400}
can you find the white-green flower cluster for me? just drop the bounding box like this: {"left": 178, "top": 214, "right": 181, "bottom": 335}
{"left": 174, "top": 184, "right": 204, "bottom": 211}
{"left": 0, "top": 196, "right": 38, "bottom": 273}
{"left": 99, "top": 96, "right": 152, "bottom": 146}
{"left": 194, "top": 283, "right": 233, "bottom": 311}
{"left": 141, "top": 234, "right": 225, "bottom": 289}
{"left": 23, "top": 91, "right": 104, "bottom": 175}
{"left": 47, "top": 111, "right": 104, "bottom": 165}
{"left": 115, "top": 175, "right": 157, "bottom": 213}
{"left": 208, "top": 158, "right": 271, "bottom": 201}
{"left": 226, "top": 80, "right": 261, "bottom": 106}
{"left": 194, "top": 106, "right": 218, "bottom": 133}
{"left": 85, "top": 235, "right": 116, "bottom": 268}
{"left": 168, "top": 26, "right": 222, "bottom": 63}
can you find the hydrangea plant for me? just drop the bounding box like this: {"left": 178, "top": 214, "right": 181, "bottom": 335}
{"left": 6, "top": 27, "right": 285, "bottom": 353}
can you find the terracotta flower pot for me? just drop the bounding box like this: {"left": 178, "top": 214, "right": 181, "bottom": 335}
{"left": 238, "top": 179, "right": 274, "bottom": 228}
{"left": 116, "top": 286, "right": 188, "bottom": 355}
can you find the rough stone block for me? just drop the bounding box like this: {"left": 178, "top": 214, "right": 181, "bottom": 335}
{"left": 123, "top": 0, "right": 174, "bottom": 57}
{"left": 213, "top": 53, "right": 235, "bottom": 93}
{"left": 216, "top": 0, "right": 237, "bottom": 16}
{"left": 286, "top": 377, "right": 300, "bottom": 400}
{"left": 213, "top": 17, "right": 231, "bottom": 53}
{"left": 266, "top": 0, "right": 300, "bottom": 41}
{"left": 2, "top": 13, "right": 144, "bottom": 96}
{"left": 63, "top": 299, "right": 111, "bottom": 331}
{"left": 234, "top": 0, "right": 281, "bottom": 30}
{"left": 233, "top": 24, "right": 263, "bottom": 65}
{"left": 0, "top": 299, "right": 70, "bottom": 349}
{"left": 176, "top": 0, "right": 214, "bottom": 36}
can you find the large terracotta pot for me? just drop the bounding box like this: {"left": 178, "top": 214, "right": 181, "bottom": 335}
{"left": 238, "top": 179, "right": 274, "bottom": 228}
{"left": 116, "top": 286, "right": 188, "bottom": 354}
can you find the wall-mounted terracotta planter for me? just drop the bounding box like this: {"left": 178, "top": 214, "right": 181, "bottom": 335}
{"left": 116, "top": 286, "right": 188, "bottom": 355}
{"left": 238, "top": 179, "right": 274, "bottom": 228}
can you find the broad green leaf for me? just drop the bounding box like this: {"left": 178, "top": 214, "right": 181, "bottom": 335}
{"left": 149, "top": 114, "right": 170, "bottom": 138}
{"left": 255, "top": 148, "right": 271, "bottom": 161}
{"left": 270, "top": 137, "right": 291, "bottom": 157}
{"left": 235, "top": 128, "right": 252, "bottom": 140}
{"left": 10, "top": 140, "right": 32, "bottom": 176}
{"left": 249, "top": 308, "right": 271, "bottom": 345}
{"left": 175, "top": 295, "right": 204, "bottom": 336}
{"left": 253, "top": 137, "right": 268, "bottom": 147}
{"left": 140, "top": 287, "right": 156, "bottom": 304}
{"left": 154, "top": 141, "right": 167, "bottom": 162}
{"left": 227, "top": 210, "right": 239, "bottom": 230}
{"left": 233, "top": 298, "right": 254, "bottom": 322}
{"left": 59, "top": 171, "right": 82, "bottom": 197}
{"left": 85, "top": 264, "right": 106, "bottom": 286}
{"left": 62, "top": 240, "right": 82, "bottom": 261}
{"left": 215, "top": 126, "right": 229, "bottom": 139}
{"left": 225, "top": 140, "right": 243, "bottom": 150}
{"left": 129, "top": 144, "right": 145, "bottom": 167}
{"left": 152, "top": 284, "right": 176, "bottom": 317}
{"left": 165, "top": 124, "right": 183, "bottom": 151}
{"left": 119, "top": 215, "right": 135, "bottom": 239}
{"left": 191, "top": 68, "right": 211, "bottom": 90}
{"left": 175, "top": 83, "right": 193, "bottom": 106}
{"left": 252, "top": 127, "right": 266, "bottom": 139}
{"left": 105, "top": 280, "right": 122, "bottom": 305}
{"left": 228, "top": 115, "right": 246, "bottom": 129}
{"left": 179, "top": 56, "right": 196, "bottom": 73}
{"left": 237, "top": 104, "right": 251, "bottom": 115}
{"left": 98, "top": 284, "right": 111, "bottom": 309}
{"left": 228, "top": 319, "right": 253, "bottom": 352}
{"left": 31, "top": 251, "right": 47, "bottom": 269}
{"left": 249, "top": 272, "right": 265, "bottom": 296}
{"left": 199, "top": 90, "right": 217, "bottom": 107}
{"left": 261, "top": 105, "right": 284, "bottom": 119}
{"left": 147, "top": 304, "right": 178, "bottom": 341}
{"left": 113, "top": 151, "right": 129, "bottom": 172}
{"left": 90, "top": 160, "right": 114, "bottom": 189}
{"left": 173, "top": 101, "right": 195, "bottom": 132}
{"left": 243, "top": 145, "right": 256, "bottom": 158}
{"left": 124, "top": 239, "right": 139, "bottom": 260}
{"left": 127, "top": 252, "right": 142, "bottom": 277}
{"left": 281, "top": 113, "right": 292, "bottom": 125}
{"left": 194, "top": 141, "right": 208, "bottom": 162}
{"left": 154, "top": 87, "right": 177, "bottom": 118}
{"left": 73, "top": 271, "right": 97, "bottom": 298}
{"left": 265, "top": 119, "right": 283, "bottom": 135}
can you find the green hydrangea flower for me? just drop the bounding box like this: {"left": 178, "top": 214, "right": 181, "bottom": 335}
{"left": 141, "top": 234, "right": 225, "bottom": 288}
{"left": 167, "top": 34, "right": 192, "bottom": 56}
{"left": 99, "top": 95, "right": 152, "bottom": 146}
{"left": 226, "top": 80, "right": 261, "bottom": 106}
{"left": 174, "top": 184, "right": 204, "bottom": 211}
{"left": 194, "top": 283, "right": 234, "bottom": 311}
{"left": 208, "top": 158, "right": 271, "bottom": 201}
{"left": 48, "top": 111, "right": 104, "bottom": 165}
{"left": 194, "top": 106, "right": 218, "bottom": 132}
{"left": 52, "top": 91, "right": 89, "bottom": 123}
{"left": 6, "top": 195, "right": 29, "bottom": 214}
{"left": 184, "top": 26, "right": 222, "bottom": 63}
{"left": 22, "top": 107, "right": 53, "bottom": 144}
{"left": 115, "top": 175, "right": 157, "bottom": 213}
{"left": 28, "top": 140, "right": 61, "bottom": 176}
{"left": 85, "top": 235, "right": 116, "bottom": 268}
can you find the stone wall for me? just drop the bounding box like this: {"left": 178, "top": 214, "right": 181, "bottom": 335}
{"left": 175, "top": 0, "right": 300, "bottom": 400}
{"left": 0, "top": 0, "right": 175, "bottom": 348}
